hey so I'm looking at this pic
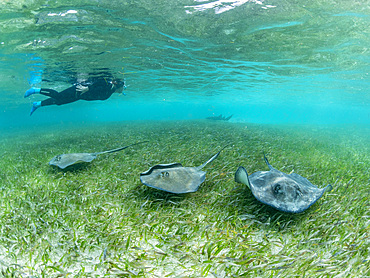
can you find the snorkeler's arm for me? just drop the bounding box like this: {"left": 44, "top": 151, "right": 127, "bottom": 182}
{"left": 76, "top": 84, "right": 89, "bottom": 94}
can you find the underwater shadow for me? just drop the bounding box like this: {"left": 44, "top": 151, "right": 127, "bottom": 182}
{"left": 127, "top": 182, "right": 191, "bottom": 207}
{"left": 228, "top": 185, "right": 311, "bottom": 231}
{"left": 47, "top": 162, "right": 91, "bottom": 174}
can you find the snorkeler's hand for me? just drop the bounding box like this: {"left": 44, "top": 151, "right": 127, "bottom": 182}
{"left": 76, "top": 84, "right": 89, "bottom": 94}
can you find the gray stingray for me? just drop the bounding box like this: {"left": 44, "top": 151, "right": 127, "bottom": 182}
{"left": 49, "top": 141, "right": 147, "bottom": 169}
{"left": 235, "top": 154, "right": 333, "bottom": 213}
{"left": 140, "top": 146, "right": 228, "bottom": 194}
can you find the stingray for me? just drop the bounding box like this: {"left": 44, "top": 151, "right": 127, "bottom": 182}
{"left": 140, "top": 146, "right": 228, "bottom": 194}
{"left": 49, "top": 141, "right": 148, "bottom": 169}
{"left": 234, "top": 154, "right": 333, "bottom": 213}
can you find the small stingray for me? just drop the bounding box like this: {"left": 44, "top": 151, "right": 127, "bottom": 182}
{"left": 140, "top": 146, "right": 228, "bottom": 194}
{"left": 49, "top": 141, "right": 148, "bottom": 169}
{"left": 235, "top": 154, "right": 333, "bottom": 213}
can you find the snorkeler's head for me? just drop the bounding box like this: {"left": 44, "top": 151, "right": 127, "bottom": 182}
{"left": 112, "top": 79, "right": 126, "bottom": 94}
{"left": 113, "top": 79, "right": 125, "bottom": 88}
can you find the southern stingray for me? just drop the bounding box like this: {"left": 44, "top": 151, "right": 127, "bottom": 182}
{"left": 235, "top": 154, "right": 332, "bottom": 213}
{"left": 140, "top": 145, "right": 228, "bottom": 194}
{"left": 49, "top": 141, "right": 148, "bottom": 169}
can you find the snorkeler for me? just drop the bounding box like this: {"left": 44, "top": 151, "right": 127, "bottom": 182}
{"left": 24, "top": 77, "right": 126, "bottom": 115}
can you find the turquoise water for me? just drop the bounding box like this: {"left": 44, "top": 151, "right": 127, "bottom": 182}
{"left": 0, "top": 0, "right": 369, "bottom": 128}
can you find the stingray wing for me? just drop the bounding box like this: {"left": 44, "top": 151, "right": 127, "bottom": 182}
{"left": 287, "top": 172, "right": 315, "bottom": 187}
{"left": 49, "top": 153, "right": 97, "bottom": 169}
{"left": 140, "top": 163, "right": 206, "bottom": 194}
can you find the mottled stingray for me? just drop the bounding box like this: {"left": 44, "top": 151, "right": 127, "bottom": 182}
{"left": 235, "top": 154, "right": 333, "bottom": 213}
{"left": 49, "top": 141, "right": 148, "bottom": 169}
{"left": 140, "top": 146, "right": 228, "bottom": 194}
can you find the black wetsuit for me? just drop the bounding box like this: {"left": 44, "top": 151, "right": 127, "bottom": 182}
{"left": 40, "top": 78, "right": 116, "bottom": 107}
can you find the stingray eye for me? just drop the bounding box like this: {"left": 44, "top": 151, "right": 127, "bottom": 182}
{"left": 273, "top": 183, "right": 283, "bottom": 195}
{"left": 56, "top": 155, "right": 61, "bottom": 161}
{"left": 161, "top": 171, "right": 170, "bottom": 178}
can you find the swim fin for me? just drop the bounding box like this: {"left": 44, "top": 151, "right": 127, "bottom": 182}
{"left": 30, "top": 101, "right": 41, "bottom": 116}
{"left": 24, "top": 88, "right": 41, "bottom": 98}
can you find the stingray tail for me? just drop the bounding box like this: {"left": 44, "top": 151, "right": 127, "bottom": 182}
{"left": 225, "top": 114, "right": 233, "bottom": 121}
{"left": 234, "top": 166, "right": 251, "bottom": 189}
{"left": 196, "top": 144, "right": 230, "bottom": 170}
{"left": 97, "top": 141, "right": 149, "bottom": 155}
{"left": 263, "top": 152, "right": 274, "bottom": 170}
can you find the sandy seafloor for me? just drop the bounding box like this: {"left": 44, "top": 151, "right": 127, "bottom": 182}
{"left": 0, "top": 120, "right": 369, "bottom": 277}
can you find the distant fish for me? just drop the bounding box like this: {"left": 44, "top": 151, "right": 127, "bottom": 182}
{"left": 140, "top": 145, "right": 229, "bottom": 194}
{"left": 49, "top": 141, "right": 148, "bottom": 169}
{"left": 235, "top": 154, "right": 333, "bottom": 213}
{"left": 206, "top": 114, "right": 233, "bottom": 121}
